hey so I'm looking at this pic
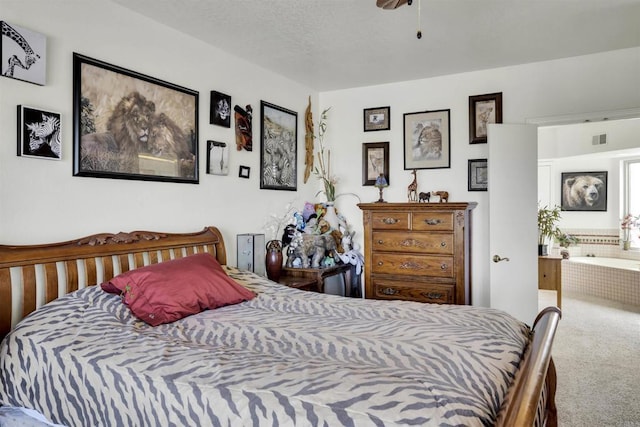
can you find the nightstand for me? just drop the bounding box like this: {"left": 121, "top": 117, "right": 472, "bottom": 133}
{"left": 278, "top": 264, "right": 352, "bottom": 296}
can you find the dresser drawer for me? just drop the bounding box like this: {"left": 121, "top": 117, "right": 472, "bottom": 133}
{"left": 372, "top": 231, "right": 454, "bottom": 254}
{"left": 372, "top": 278, "right": 454, "bottom": 304}
{"left": 372, "top": 253, "right": 454, "bottom": 277}
{"left": 370, "top": 212, "right": 410, "bottom": 230}
{"left": 412, "top": 212, "right": 454, "bottom": 231}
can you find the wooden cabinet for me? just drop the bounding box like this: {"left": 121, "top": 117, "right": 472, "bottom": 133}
{"left": 538, "top": 256, "right": 562, "bottom": 308}
{"left": 358, "top": 203, "right": 476, "bottom": 305}
{"left": 278, "top": 264, "right": 352, "bottom": 295}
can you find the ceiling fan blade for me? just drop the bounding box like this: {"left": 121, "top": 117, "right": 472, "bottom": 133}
{"left": 376, "top": 0, "right": 410, "bottom": 10}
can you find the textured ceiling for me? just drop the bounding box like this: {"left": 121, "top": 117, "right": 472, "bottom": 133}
{"left": 110, "top": 0, "right": 640, "bottom": 91}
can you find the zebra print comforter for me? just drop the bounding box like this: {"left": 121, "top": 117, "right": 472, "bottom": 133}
{"left": 0, "top": 267, "right": 529, "bottom": 427}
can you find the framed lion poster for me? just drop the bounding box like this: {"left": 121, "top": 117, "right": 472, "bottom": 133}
{"left": 561, "top": 171, "right": 607, "bottom": 211}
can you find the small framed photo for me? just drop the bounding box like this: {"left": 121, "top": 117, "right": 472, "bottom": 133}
{"left": 364, "top": 106, "right": 390, "bottom": 132}
{"left": 259, "top": 100, "right": 297, "bottom": 191}
{"left": 468, "top": 158, "right": 488, "bottom": 191}
{"left": 469, "top": 92, "right": 502, "bottom": 144}
{"left": 239, "top": 165, "right": 250, "bottom": 179}
{"left": 206, "top": 140, "right": 229, "bottom": 175}
{"left": 17, "top": 105, "right": 61, "bottom": 160}
{"left": 210, "top": 91, "right": 231, "bottom": 128}
{"left": 561, "top": 171, "right": 607, "bottom": 211}
{"left": 362, "top": 142, "right": 389, "bottom": 186}
{"left": 1, "top": 21, "right": 46, "bottom": 85}
{"left": 403, "top": 109, "right": 450, "bottom": 170}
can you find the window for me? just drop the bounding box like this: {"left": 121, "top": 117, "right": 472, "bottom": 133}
{"left": 623, "top": 158, "right": 640, "bottom": 249}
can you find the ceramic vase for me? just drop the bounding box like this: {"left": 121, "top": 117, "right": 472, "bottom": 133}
{"left": 323, "top": 202, "right": 340, "bottom": 230}
{"left": 265, "top": 239, "right": 283, "bottom": 282}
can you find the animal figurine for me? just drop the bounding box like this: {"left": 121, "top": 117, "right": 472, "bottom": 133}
{"left": 407, "top": 169, "right": 418, "bottom": 202}
{"left": 418, "top": 191, "right": 431, "bottom": 202}
{"left": 433, "top": 190, "right": 449, "bottom": 203}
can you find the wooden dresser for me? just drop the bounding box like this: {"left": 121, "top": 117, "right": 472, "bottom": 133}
{"left": 358, "top": 202, "right": 476, "bottom": 305}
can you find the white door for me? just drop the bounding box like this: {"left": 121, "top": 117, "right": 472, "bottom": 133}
{"left": 488, "top": 124, "right": 539, "bottom": 324}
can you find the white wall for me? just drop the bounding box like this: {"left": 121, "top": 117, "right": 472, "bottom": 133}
{"left": 2, "top": 1, "right": 639, "bottom": 306}
{"left": 319, "top": 47, "right": 640, "bottom": 306}
{"left": 0, "top": 0, "right": 319, "bottom": 266}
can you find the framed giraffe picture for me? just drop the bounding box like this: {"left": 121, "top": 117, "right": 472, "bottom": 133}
{"left": 1, "top": 21, "right": 46, "bottom": 85}
{"left": 259, "top": 100, "right": 297, "bottom": 191}
{"left": 17, "top": 105, "right": 61, "bottom": 160}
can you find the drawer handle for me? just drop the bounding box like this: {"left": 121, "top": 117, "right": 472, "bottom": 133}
{"left": 381, "top": 287, "right": 398, "bottom": 295}
{"left": 377, "top": 239, "right": 384, "bottom": 244}
{"left": 424, "top": 292, "right": 444, "bottom": 299}
{"left": 382, "top": 217, "right": 399, "bottom": 225}
{"left": 378, "top": 261, "right": 384, "bottom": 266}
{"left": 440, "top": 241, "right": 447, "bottom": 247}
{"left": 425, "top": 219, "right": 442, "bottom": 226}
{"left": 440, "top": 263, "right": 447, "bottom": 270}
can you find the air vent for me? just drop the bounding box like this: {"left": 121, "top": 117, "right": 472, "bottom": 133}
{"left": 592, "top": 134, "right": 607, "bottom": 145}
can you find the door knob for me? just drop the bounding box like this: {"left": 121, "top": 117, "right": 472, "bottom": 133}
{"left": 493, "top": 255, "right": 510, "bottom": 263}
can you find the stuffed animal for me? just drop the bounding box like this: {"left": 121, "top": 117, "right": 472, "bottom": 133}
{"left": 286, "top": 232, "right": 338, "bottom": 268}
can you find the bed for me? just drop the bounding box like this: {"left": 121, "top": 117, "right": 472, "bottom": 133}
{"left": 0, "top": 226, "right": 561, "bottom": 426}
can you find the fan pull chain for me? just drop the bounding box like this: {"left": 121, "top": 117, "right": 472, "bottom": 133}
{"left": 416, "top": 0, "right": 422, "bottom": 39}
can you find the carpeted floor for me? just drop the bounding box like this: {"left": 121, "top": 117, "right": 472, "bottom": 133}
{"left": 538, "top": 290, "right": 640, "bottom": 427}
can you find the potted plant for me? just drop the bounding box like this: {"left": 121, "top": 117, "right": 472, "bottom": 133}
{"left": 538, "top": 204, "right": 562, "bottom": 256}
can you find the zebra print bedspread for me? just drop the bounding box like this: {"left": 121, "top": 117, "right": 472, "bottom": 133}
{"left": 0, "top": 268, "right": 529, "bottom": 427}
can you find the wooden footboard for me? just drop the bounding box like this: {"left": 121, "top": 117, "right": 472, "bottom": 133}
{"left": 0, "top": 226, "right": 227, "bottom": 340}
{"left": 496, "top": 306, "right": 562, "bottom": 427}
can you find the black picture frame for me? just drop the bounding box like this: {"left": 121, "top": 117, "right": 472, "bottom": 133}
{"left": 210, "top": 90, "right": 231, "bottom": 128}
{"left": 468, "top": 158, "right": 488, "bottom": 191}
{"left": 362, "top": 142, "right": 390, "bottom": 186}
{"left": 17, "top": 105, "right": 61, "bottom": 160}
{"left": 469, "top": 92, "right": 502, "bottom": 144}
{"left": 363, "top": 106, "right": 390, "bottom": 132}
{"left": 403, "top": 109, "right": 451, "bottom": 170}
{"left": 561, "top": 171, "right": 608, "bottom": 211}
{"left": 72, "top": 53, "right": 199, "bottom": 184}
{"left": 206, "top": 140, "right": 229, "bottom": 175}
{"left": 239, "top": 165, "right": 250, "bottom": 179}
{"left": 259, "top": 100, "right": 297, "bottom": 191}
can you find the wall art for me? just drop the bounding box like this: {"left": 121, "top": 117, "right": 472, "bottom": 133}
{"left": 210, "top": 90, "right": 231, "bottom": 128}
{"left": 206, "top": 140, "right": 229, "bottom": 175}
{"left": 1, "top": 21, "right": 46, "bottom": 85}
{"left": 234, "top": 104, "right": 253, "bottom": 151}
{"left": 17, "top": 105, "right": 61, "bottom": 160}
{"left": 362, "top": 141, "right": 389, "bottom": 186}
{"left": 561, "top": 171, "right": 607, "bottom": 211}
{"left": 363, "top": 106, "right": 390, "bottom": 132}
{"left": 259, "top": 100, "right": 297, "bottom": 191}
{"left": 468, "top": 158, "right": 488, "bottom": 191}
{"left": 239, "top": 165, "right": 250, "bottom": 179}
{"left": 403, "top": 109, "right": 450, "bottom": 170}
{"left": 469, "top": 92, "right": 502, "bottom": 144}
{"left": 73, "top": 53, "right": 199, "bottom": 183}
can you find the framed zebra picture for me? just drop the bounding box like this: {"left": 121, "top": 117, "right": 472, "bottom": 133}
{"left": 259, "top": 100, "right": 297, "bottom": 191}
{"left": 17, "top": 105, "right": 61, "bottom": 160}
{"left": 1, "top": 21, "right": 46, "bottom": 85}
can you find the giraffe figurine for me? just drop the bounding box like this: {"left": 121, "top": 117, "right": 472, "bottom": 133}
{"left": 407, "top": 169, "right": 418, "bottom": 202}
{"left": 1, "top": 22, "right": 41, "bottom": 78}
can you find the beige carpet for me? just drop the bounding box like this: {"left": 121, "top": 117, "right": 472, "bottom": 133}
{"left": 538, "top": 290, "right": 640, "bottom": 427}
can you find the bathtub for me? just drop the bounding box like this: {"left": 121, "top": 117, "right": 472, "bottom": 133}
{"left": 563, "top": 256, "right": 640, "bottom": 307}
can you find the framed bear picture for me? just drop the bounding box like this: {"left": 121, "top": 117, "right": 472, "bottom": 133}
{"left": 561, "top": 171, "right": 607, "bottom": 211}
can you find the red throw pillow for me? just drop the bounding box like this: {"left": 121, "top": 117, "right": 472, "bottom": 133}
{"left": 100, "top": 253, "right": 255, "bottom": 326}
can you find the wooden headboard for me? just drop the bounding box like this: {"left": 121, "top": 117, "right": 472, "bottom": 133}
{"left": 0, "top": 226, "right": 227, "bottom": 339}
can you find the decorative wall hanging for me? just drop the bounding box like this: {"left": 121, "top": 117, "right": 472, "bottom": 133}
{"left": 468, "top": 158, "right": 488, "bottom": 191}
{"left": 363, "top": 106, "right": 390, "bottom": 132}
{"left": 17, "top": 105, "right": 61, "bottom": 160}
{"left": 206, "top": 140, "right": 229, "bottom": 175}
{"left": 561, "top": 171, "right": 607, "bottom": 212}
{"left": 72, "top": 53, "right": 199, "bottom": 184}
{"left": 259, "top": 100, "right": 297, "bottom": 191}
{"left": 1, "top": 21, "right": 46, "bottom": 85}
{"left": 403, "top": 109, "right": 450, "bottom": 170}
{"left": 239, "top": 165, "right": 250, "bottom": 179}
{"left": 362, "top": 141, "right": 389, "bottom": 186}
{"left": 469, "top": 92, "right": 502, "bottom": 144}
{"left": 210, "top": 91, "right": 231, "bottom": 128}
{"left": 234, "top": 104, "right": 253, "bottom": 151}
